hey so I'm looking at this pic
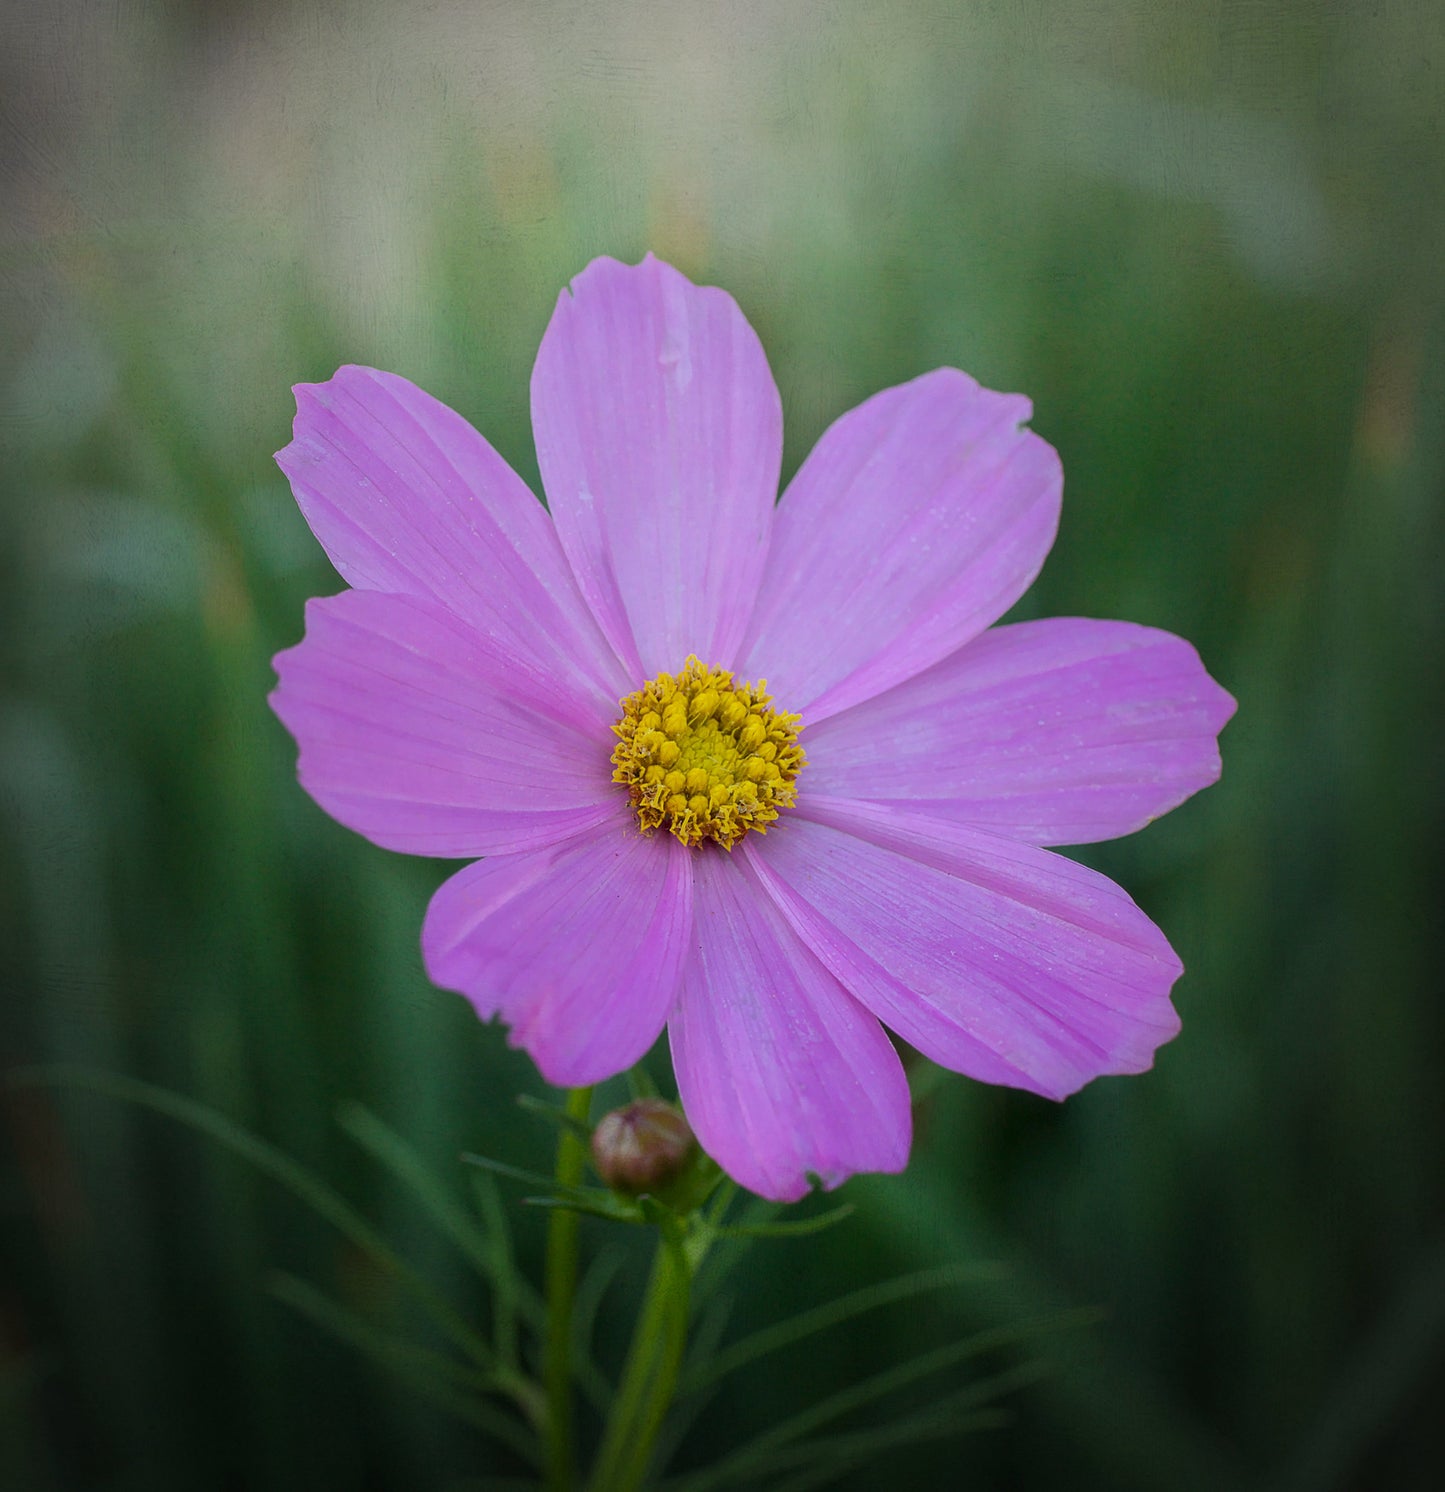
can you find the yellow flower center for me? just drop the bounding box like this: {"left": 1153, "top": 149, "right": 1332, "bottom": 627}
{"left": 611, "top": 656, "right": 805, "bottom": 850}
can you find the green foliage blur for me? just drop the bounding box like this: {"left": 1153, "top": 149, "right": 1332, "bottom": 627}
{"left": 3, "top": 2, "right": 1442, "bottom": 1488}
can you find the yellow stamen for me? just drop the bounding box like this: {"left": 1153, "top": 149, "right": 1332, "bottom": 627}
{"left": 611, "top": 655, "right": 805, "bottom": 850}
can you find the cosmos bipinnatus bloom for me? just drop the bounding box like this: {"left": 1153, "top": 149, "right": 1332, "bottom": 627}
{"left": 270, "top": 255, "right": 1235, "bottom": 1202}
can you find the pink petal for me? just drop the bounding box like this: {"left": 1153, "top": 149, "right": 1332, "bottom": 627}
{"left": 270, "top": 589, "right": 621, "bottom": 858}
{"left": 531, "top": 255, "right": 782, "bottom": 678}
{"left": 804, "top": 618, "right": 1237, "bottom": 845}
{"left": 738, "top": 370, "right": 1062, "bottom": 723}
{"left": 747, "top": 799, "right": 1184, "bottom": 1100}
{"left": 668, "top": 848, "right": 911, "bottom": 1202}
{"left": 277, "top": 365, "right": 628, "bottom": 711}
{"left": 422, "top": 822, "right": 692, "bottom": 1086}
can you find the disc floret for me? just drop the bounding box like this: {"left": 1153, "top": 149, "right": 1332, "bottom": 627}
{"left": 611, "top": 656, "right": 805, "bottom": 850}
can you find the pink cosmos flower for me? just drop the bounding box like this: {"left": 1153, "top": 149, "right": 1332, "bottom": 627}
{"left": 270, "top": 254, "right": 1235, "bottom": 1202}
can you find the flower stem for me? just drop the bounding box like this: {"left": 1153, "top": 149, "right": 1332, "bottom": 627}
{"left": 588, "top": 1228, "right": 691, "bottom": 1492}
{"left": 544, "top": 1085, "right": 593, "bottom": 1491}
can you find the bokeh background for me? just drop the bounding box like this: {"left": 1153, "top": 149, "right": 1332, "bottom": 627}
{"left": 4, "top": 2, "right": 1443, "bottom": 1488}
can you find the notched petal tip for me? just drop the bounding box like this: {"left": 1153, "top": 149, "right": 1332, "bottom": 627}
{"left": 560, "top": 252, "right": 654, "bottom": 301}
{"left": 284, "top": 362, "right": 376, "bottom": 417}
{"left": 738, "top": 365, "right": 1065, "bottom": 720}
{"left": 1207, "top": 674, "right": 1241, "bottom": 734}
{"left": 532, "top": 249, "right": 781, "bottom": 676}
{"left": 922, "top": 365, "right": 1038, "bottom": 427}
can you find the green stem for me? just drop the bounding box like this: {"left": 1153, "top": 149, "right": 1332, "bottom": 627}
{"left": 544, "top": 1085, "right": 593, "bottom": 1492}
{"left": 588, "top": 1229, "right": 692, "bottom": 1492}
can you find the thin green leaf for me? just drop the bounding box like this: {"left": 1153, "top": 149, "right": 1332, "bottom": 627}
{"left": 463, "top": 1152, "right": 633, "bottom": 1222}
{"left": 268, "top": 1274, "right": 539, "bottom": 1466}
{"left": 517, "top": 1092, "right": 595, "bottom": 1143}
{"left": 522, "top": 1194, "right": 643, "bottom": 1225}
{"left": 689, "top": 1240, "right": 755, "bottom": 1311}
{"left": 463, "top": 1154, "right": 640, "bottom": 1226}
{"left": 706, "top": 1180, "right": 738, "bottom": 1224}
{"left": 470, "top": 1169, "right": 546, "bottom": 1355}
{"left": 672, "top": 1311, "right": 1096, "bottom": 1492}
{"left": 338, "top": 1105, "right": 507, "bottom": 1292}
{"left": 752, "top": 1360, "right": 1043, "bottom": 1488}
{"left": 680, "top": 1262, "right": 1010, "bottom": 1395}
{"left": 689, "top": 1187, "right": 757, "bottom": 1307}
{"left": 336, "top": 1104, "right": 546, "bottom": 1413}
{"left": 708, "top": 1202, "right": 854, "bottom": 1241}
{"left": 682, "top": 1294, "right": 735, "bottom": 1381}
{"left": 460, "top": 1152, "right": 563, "bottom": 1191}
{"left": 16, "top": 1066, "right": 496, "bottom": 1371}
{"left": 571, "top": 1244, "right": 631, "bottom": 1412}
{"left": 765, "top": 1407, "right": 1012, "bottom": 1492}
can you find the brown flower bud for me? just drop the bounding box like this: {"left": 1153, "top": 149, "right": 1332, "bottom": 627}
{"left": 590, "top": 1099, "right": 696, "bottom": 1196}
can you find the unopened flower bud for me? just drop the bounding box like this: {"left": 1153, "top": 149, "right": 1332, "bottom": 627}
{"left": 590, "top": 1099, "right": 696, "bottom": 1196}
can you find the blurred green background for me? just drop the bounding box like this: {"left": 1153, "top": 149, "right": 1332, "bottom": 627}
{"left": 3, "top": 1, "right": 1442, "bottom": 1488}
